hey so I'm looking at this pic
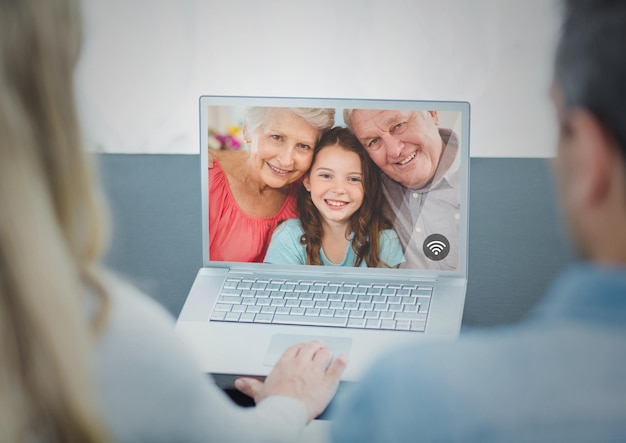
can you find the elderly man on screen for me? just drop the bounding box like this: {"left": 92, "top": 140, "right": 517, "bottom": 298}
{"left": 344, "top": 109, "right": 461, "bottom": 270}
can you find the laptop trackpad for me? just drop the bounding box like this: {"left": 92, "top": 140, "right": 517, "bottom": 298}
{"left": 263, "top": 334, "right": 352, "bottom": 367}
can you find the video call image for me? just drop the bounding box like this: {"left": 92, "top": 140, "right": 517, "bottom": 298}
{"left": 204, "top": 103, "right": 464, "bottom": 272}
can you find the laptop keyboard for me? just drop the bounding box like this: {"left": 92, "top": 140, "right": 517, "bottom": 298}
{"left": 209, "top": 276, "right": 432, "bottom": 332}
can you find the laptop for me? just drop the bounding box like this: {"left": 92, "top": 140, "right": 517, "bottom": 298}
{"left": 175, "top": 96, "right": 470, "bottom": 384}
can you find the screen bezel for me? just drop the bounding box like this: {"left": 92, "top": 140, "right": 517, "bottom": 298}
{"left": 199, "top": 95, "right": 470, "bottom": 280}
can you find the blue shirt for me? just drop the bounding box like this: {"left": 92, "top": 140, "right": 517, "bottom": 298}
{"left": 330, "top": 263, "right": 626, "bottom": 442}
{"left": 264, "top": 218, "right": 405, "bottom": 267}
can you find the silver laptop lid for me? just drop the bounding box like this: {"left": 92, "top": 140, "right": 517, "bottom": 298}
{"left": 199, "top": 96, "right": 470, "bottom": 281}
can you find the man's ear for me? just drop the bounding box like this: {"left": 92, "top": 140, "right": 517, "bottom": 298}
{"left": 569, "top": 108, "right": 613, "bottom": 205}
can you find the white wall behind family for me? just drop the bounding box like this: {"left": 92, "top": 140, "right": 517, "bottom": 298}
{"left": 75, "top": 0, "right": 560, "bottom": 157}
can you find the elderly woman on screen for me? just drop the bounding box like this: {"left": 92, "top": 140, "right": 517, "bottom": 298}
{"left": 209, "top": 107, "right": 335, "bottom": 262}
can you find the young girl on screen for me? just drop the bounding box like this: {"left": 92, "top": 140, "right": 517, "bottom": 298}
{"left": 264, "top": 127, "right": 404, "bottom": 267}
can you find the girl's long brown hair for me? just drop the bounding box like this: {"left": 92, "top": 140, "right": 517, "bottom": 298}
{"left": 297, "top": 127, "right": 393, "bottom": 267}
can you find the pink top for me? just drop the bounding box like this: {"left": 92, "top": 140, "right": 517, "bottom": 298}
{"left": 209, "top": 161, "right": 299, "bottom": 262}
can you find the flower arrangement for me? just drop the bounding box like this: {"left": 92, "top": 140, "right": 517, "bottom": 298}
{"left": 208, "top": 124, "right": 244, "bottom": 150}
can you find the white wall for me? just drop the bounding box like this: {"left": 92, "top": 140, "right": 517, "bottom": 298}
{"left": 75, "top": 0, "right": 561, "bottom": 157}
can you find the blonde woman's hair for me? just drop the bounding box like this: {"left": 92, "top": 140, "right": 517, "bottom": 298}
{"left": 0, "top": 0, "right": 110, "bottom": 441}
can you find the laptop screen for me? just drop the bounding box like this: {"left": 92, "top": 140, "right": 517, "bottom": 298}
{"left": 200, "top": 96, "right": 469, "bottom": 280}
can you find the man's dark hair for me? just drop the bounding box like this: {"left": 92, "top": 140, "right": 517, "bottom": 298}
{"left": 555, "top": 0, "right": 626, "bottom": 157}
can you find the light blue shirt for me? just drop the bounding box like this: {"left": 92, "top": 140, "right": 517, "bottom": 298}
{"left": 264, "top": 218, "right": 404, "bottom": 267}
{"left": 330, "top": 263, "right": 626, "bottom": 442}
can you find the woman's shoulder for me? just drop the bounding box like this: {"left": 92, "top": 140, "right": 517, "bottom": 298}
{"left": 211, "top": 150, "right": 248, "bottom": 175}
{"left": 97, "top": 270, "right": 176, "bottom": 330}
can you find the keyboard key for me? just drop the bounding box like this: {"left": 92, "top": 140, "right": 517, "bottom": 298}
{"left": 213, "top": 303, "right": 231, "bottom": 312}
{"left": 395, "top": 320, "right": 411, "bottom": 330}
{"left": 410, "top": 321, "right": 426, "bottom": 331}
{"left": 210, "top": 311, "right": 226, "bottom": 321}
{"left": 218, "top": 295, "right": 243, "bottom": 304}
{"left": 365, "top": 319, "right": 381, "bottom": 329}
{"left": 272, "top": 314, "right": 347, "bottom": 327}
{"left": 347, "top": 318, "right": 366, "bottom": 328}
{"left": 349, "top": 310, "right": 365, "bottom": 319}
{"left": 381, "top": 320, "right": 396, "bottom": 330}
{"left": 223, "top": 279, "right": 239, "bottom": 289}
{"left": 224, "top": 312, "right": 241, "bottom": 322}
{"left": 380, "top": 311, "right": 394, "bottom": 320}
{"left": 254, "top": 313, "right": 273, "bottom": 323}
{"left": 403, "top": 305, "right": 419, "bottom": 313}
{"left": 394, "top": 312, "right": 427, "bottom": 321}
{"left": 366, "top": 287, "right": 382, "bottom": 295}
{"left": 239, "top": 313, "right": 255, "bottom": 322}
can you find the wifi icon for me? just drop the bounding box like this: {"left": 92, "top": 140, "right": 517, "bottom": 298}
{"left": 422, "top": 234, "right": 450, "bottom": 261}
